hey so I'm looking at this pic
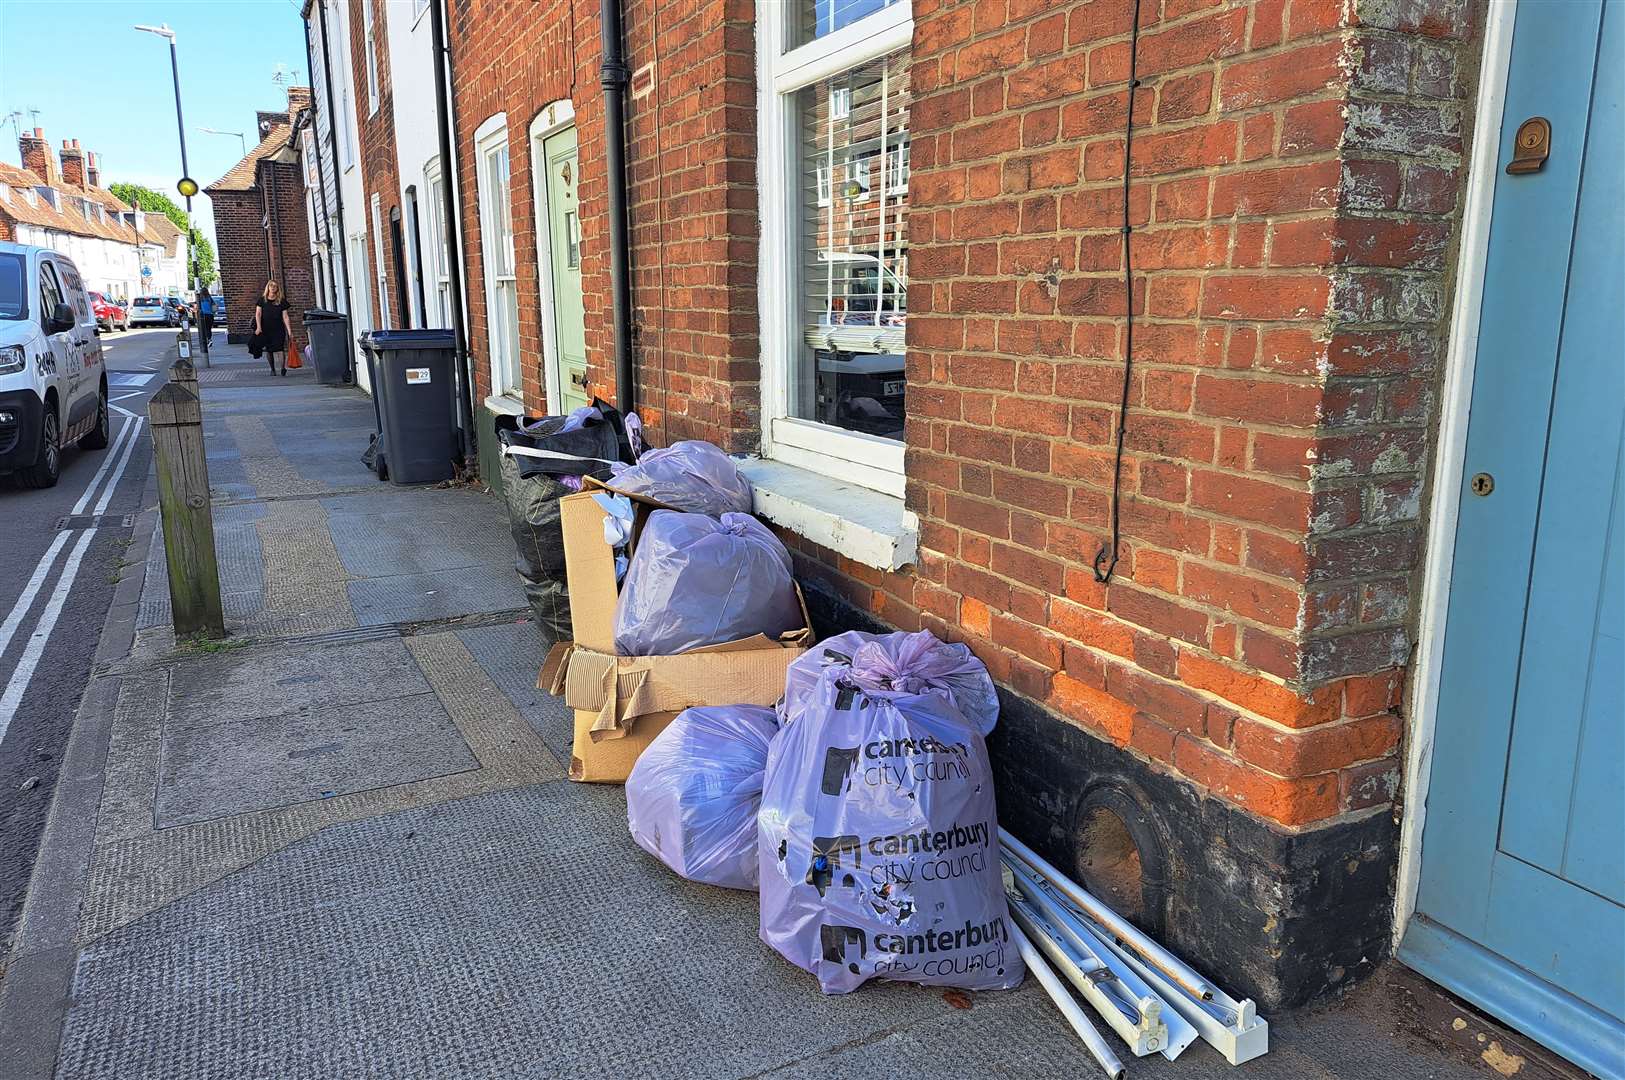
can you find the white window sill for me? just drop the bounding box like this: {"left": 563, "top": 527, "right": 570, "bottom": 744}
{"left": 737, "top": 457, "right": 918, "bottom": 572}
{"left": 483, "top": 394, "right": 527, "bottom": 417}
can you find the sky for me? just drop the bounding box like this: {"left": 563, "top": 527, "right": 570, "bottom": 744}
{"left": 0, "top": 0, "right": 310, "bottom": 242}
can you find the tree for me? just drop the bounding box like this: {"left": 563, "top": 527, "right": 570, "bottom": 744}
{"left": 107, "top": 181, "right": 219, "bottom": 288}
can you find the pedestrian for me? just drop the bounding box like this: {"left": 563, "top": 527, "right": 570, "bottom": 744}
{"left": 194, "top": 286, "right": 216, "bottom": 355}
{"left": 254, "top": 281, "right": 295, "bottom": 376}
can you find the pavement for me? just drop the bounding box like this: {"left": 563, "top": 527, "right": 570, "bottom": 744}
{"left": 0, "top": 339, "right": 1570, "bottom": 1080}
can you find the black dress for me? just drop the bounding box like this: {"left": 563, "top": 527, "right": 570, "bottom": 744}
{"left": 257, "top": 299, "right": 289, "bottom": 351}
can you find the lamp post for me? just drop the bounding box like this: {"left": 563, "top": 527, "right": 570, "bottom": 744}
{"left": 199, "top": 127, "right": 247, "bottom": 156}
{"left": 134, "top": 22, "right": 200, "bottom": 290}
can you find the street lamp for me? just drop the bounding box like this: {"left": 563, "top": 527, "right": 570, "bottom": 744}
{"left": 134, "top": 22, "right": 199, "bottom": 289}
{"left": 199, "top": 127, "right": 247, "bottom": 156}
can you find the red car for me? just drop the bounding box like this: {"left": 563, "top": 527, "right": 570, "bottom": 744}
{"left": 89, "top": 292, "right": 128, "bottom": 332}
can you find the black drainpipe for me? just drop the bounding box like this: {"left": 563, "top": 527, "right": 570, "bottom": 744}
{"left": 601, "top": 0, "right": 634, "bottom": 414}
{"left": 430, "top": 0, "right": 477, "bottom": 465}
{"left": 311, "top": 0, "right": 357, "bottom": 385}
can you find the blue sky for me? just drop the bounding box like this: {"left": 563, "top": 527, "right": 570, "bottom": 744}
{"left": 0, "top": 0, "right": 309, "bottom": 240}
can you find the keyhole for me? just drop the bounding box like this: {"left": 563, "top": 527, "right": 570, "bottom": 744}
{"left": 1470, "top": 472, "right": 1495, "bottom": 496}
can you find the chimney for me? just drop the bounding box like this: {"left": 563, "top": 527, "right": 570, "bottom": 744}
{"left": 287, "top": 86, "right": 313, "bottom": 118}
{"left": 60, "top": 138, "right": 85, "bottom": 188}
{"left": 19, "top": 126, "right": 58, "bottom": 188}
{"left": 86, "top": 151, "right": 100, "bottom": 189}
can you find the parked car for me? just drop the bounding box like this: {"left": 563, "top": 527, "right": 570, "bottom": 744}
{"left": 128, "top": 295, "right": 169, "bottom": 327}
{"left": 88, "top": 291, "right": 128, "bottom": 332}
{"left": 0, "top": 242, "right": 110, "bottom": 488}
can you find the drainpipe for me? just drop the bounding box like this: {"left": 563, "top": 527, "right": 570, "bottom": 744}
{"left": 312, "top": 0, "right": 357, "bottom": 384}
{"left": 601, "top": 0, "right": 634, "bottom": 414}
{"left": 429, "top": 0, "right": 476, "bottom": 465}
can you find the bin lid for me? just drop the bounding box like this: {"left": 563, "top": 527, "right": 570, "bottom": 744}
{"left": 362, "top": 329, "right": 456, "bottom": 350}
{"left": 303, "top": 308, "right": 348, "bottom": 322}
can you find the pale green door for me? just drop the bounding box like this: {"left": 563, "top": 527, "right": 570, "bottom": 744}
{"left": 543, "top": 126, "right": 589, "bottom": 413}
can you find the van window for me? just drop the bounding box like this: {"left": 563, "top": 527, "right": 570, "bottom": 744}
{"left": 0, "top": 254, "right": 24, "bottom": 320}
{"left": 57, "top": 263, "right": 90, "bottom": 321}
{"left": 39, "top": 262, "right": 65, "bottom": 328}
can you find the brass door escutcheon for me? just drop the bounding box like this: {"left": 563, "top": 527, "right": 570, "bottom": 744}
{"left": 1506, "top": 117, "right": 1551, "bottom": 175}
{"left": 1471, "top": 472, "right": 1495, "bottom": 496}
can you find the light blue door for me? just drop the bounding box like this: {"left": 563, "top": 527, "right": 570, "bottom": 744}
{"left": 1400, "top": 2, "right": 1625, "bottom": 1077}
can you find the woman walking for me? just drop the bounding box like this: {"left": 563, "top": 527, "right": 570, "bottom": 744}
{"left": 255, "top": 281, "right": 296, "bottom": 376}
{"left": 194, "top": 286, "right": 217, "bottom": 356}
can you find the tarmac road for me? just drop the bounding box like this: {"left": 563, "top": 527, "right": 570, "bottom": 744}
{"left": 0, "top": 326, "right": 174, "bottom": 954}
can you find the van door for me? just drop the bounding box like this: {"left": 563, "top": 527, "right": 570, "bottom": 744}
{"left": 55, "top": 259, "right": 101, "bottom": 438}
{"left": 45, "top": 259, "right": 95, "bottom": 439}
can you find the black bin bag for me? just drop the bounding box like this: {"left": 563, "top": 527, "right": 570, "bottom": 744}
{"left": 494, "top": 402, "right": 634, "bottom": 643}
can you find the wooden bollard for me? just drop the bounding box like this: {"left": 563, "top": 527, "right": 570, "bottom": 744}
{"left": 169, "top": 353, "right": 197, "bottom": 398}
{"left": 148, "top": 382, "right": 225, "bottom": 639}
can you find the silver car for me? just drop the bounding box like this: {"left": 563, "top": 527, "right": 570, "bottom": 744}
{"left": 128, "top": 295, "right": 169, "bottom": 327}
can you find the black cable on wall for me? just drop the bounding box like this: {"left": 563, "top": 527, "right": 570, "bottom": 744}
{"left": 1093, "top": 0, "right": 1145, "bottom": 585}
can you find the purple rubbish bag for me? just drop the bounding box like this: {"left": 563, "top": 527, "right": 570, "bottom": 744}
{"left": 757, "top": 635, "right": 1022, "bottom": 994}
{"left": 779, "top": 630, "right": 1000, "bottom": 736}
{"left": 609, "top": 440, "right": 753, "bottom": 517}
{"left": 626, "top": 705, "right": 777, "bottom": 890}
{"left": 613, "top": 510, "right": 802, "bottom": 656}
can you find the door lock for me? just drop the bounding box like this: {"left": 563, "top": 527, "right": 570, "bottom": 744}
{"left": 1506, "top": 117, "right": 1551, "bottom": 175}
{"left": 1470, "top": 472, "right": 1495, "bottom": 496}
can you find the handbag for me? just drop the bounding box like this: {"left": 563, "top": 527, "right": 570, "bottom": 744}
{"left": 247, "top": 332, "right": 264, "bottom": 358}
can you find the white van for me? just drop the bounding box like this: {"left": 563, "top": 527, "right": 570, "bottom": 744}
{"left": 0, "top": 242, "right": 110, "bottom": 488}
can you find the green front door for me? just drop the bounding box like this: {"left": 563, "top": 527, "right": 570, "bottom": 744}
{"left": 543, "top": 126, "right": 588, "bottom": 413}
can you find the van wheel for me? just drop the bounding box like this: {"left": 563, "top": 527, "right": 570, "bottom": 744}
{"left": 20, "top": 408, "right": 61, "bottom": 489}
{"left": 80, "top": 387, "right": 110, "bottom": 450}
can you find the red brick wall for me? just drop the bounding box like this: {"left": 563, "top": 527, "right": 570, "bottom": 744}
{"left": 448, "top": 0, "right": 758, "bottom": 439}
{"left": 448, "top": 0, "right": 1478, "bottom": 833}
{"left": 348, "top": 0, "right": 403, "bottom": 329}
{"left": 262, "top": 156, "right": 317, "bottom": 339}
{"left": 212, "top": 190, "right": 273, "bottom": 340}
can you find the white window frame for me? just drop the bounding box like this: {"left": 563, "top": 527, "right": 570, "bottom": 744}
{"left": 424, "top": 158, "right": 451, "bottom": 329}
{"left": 370, "top": 193, "right": 390, "bottom": 328}
{"left": 757, "top": 0, "right": 913, "bottom": 497}
{"left": 475, "top": 114, "right": 520, "bottom": 400}
{"left": 402, "top": 185, "right": 423, "bottom": 329}
{"left": 413, "top": 0, "right": 431, "bottom": 22}
{"left": 529, "top": 99, "right": 577, "bottom": 416}
{"left": 362, "top": 0, "right": 380, "bottom": 116}
{"left": 348, "top": 231, "right": 372, "bottom": 335}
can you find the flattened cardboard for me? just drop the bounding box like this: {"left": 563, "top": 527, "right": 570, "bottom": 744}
{"left": 548, "top": 489, "right": 813, "bottom": 783}
{"left": 552, "top": 629, "right": 809, "bottom": 741}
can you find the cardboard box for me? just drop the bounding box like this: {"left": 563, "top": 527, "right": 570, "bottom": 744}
{"left": 541, "top": 489, "right": 811, "bottom": 782}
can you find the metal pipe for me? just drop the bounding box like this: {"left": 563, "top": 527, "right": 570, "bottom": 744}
{"left": 428, "top": 0, "right": 476, "bottom": 464}
{"left": 600, "top": 0, "right": 634, "bottom": 414}
{"left": 1008, "top": 922, "right": 1125, "bottom": 1080}
{"left": 1002, "top": 830, "right": 1216, "bottom": 1002}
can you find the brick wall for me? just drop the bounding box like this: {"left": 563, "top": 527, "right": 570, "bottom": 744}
{"left": 448, "top": 0, "right": 758, "bottom": 438}
{"left": 348, "top": 0, "right": 403, "bottom": 329}
{"left": 263, "top": 155, "right": 317, "bottom": 340}
{"left": 447, "top": 0, "right": 1476, "bottom": 834}
{"left": 773, "top": 0, "right": 1476, "bottom": 831}
{"left": 212, "top": 190, "right": 273, "bottom": 341}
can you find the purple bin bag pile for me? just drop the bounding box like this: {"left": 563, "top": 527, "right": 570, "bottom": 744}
{"left": 613, "top": 510, "right": 802, "bottom": 656}
{"left": 757, "top": 630, "right": 1022, "bottom": 994}
{"left": 608, "top": 440, "right": 754, "bottom": 517}
{"left": 626, "top": 705, "right": 778, "bottom": 890}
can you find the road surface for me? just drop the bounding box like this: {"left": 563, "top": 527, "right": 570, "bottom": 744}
{"left": 0, "top": 326, "right": 173, "bottom": 951}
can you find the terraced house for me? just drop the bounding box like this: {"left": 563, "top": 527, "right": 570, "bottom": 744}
{"left": 301, "top": 1, "right": 1623, "bottom": 1070}
{"left": 0, "top": 129, "right": 189, "bottom": 300}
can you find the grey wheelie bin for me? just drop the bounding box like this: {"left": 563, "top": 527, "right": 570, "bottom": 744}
{"left": 303, "top": 309, "right": 352, "bottom": 386}
{"left": 360, "top": 329, "right": 457, "bottom": 485}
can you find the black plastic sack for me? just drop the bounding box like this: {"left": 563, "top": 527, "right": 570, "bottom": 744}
{"left": 494, "top": 401, "right": 634, "bottom": 642}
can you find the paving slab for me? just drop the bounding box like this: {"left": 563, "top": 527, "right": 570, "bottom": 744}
{"left": 348, "top": 565, "right": 529, "bottom": 626}
{"left": 163, "top": 637, "right": 431, "bottom": 727}
{"left": 156, "top": 692, "right": 478, "bottom": 827}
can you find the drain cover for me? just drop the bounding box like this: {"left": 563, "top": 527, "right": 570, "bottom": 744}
{"left": 54, "top": 513, "right": 136, "bottom": 530}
